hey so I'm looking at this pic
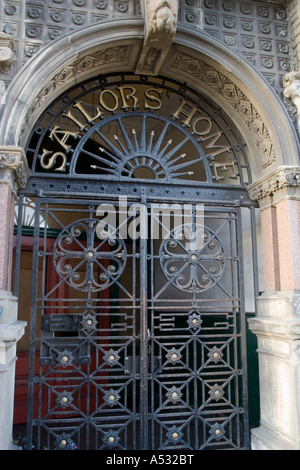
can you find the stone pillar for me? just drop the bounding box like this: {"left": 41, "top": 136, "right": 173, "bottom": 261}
{"left": 248, "top": 166, "right": 300, "bottom": 450}
{"left": 0, "top": 146, "right": 28, "bottom": 450}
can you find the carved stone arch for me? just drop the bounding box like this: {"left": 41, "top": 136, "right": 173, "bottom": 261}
{"left": 165, "top": 27, "right": 300, "bottom": 182}
{"left": 0, "top": 20, "right": 298, "bottom": 184}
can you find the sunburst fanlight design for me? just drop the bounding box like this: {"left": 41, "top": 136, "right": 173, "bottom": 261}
{"left": 72, "top": 113, "right": 208, "bottom": 181}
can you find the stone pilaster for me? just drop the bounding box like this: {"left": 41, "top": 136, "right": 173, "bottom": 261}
{"left": 0, "top": 291, "right": 26, "bottom": 450}
{"left": 248, "top": 165, "right": 300, "bottom": 450}
{"left": 0, "top": 146, "right": 28, "bottom": 450}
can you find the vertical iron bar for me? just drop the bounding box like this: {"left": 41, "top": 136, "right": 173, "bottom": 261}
{"left": 26, "top": 198, "right": 42, "bottom": 450}
{"left": 150, "top": 208, "right": 155, "bottom": 450}
{"left": 133, "top": 217, "right": 137, "bottom": 450}
{"left": 192, "top": 204, "right": 199, "bottom": 450}
{"left": 229, "top": 210, "right": 240, "bottom": 443}
{"left": 250, "top": 206, "right": 259, "bottom": 311}
{"left": 140, "top": 212, "right": 148, "bottom": 449}
{"left": 236, "top": 207, "right": 250, "bottom": 449}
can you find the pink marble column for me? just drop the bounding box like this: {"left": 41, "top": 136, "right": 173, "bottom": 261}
{"left": 259, "top": 198, "right": 300, "bottom": 293}
{"left": 260, "top": 206, "right": 280, "bottom": 292}
{"left": 276, "top": 199, "right": 300, "bottom": 291}
{"left": 248, "top": 167, "right": 300, "bottom": 450}
{"left": 0, "top": 146, "right": 28, "bottom": 449}
{"left": 0, "top": 183, "right": 15, "bottom": 292}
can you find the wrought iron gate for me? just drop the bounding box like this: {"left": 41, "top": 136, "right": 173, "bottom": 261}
{"left": 18, "top": 196, "right": 249, "bottom": 450}
{"left": 14, "top": 73, "right": 258, "bottom": 450}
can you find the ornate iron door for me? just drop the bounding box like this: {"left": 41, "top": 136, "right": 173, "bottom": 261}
{"left": 23, "top": 196, "right": 249, "bottom": 450}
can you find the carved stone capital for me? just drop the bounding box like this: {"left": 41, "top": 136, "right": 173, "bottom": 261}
{"left": 248, "top": 165, "right": 300, "bottom": 208}
{"left": 136, "top": 0, "right": 180, "bottom": 76}
{"left": 0, "top": 33, "right": 13, "bottom": 69}
{"left": 0, "top": 147, "right": 29, "bottom": 191}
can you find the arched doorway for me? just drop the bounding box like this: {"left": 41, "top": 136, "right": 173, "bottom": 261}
{"left": 0, "top": 7, "right": 298, "bottom": 450}
{"left": 13, "top": 73, "right": 259, "bottom": 450}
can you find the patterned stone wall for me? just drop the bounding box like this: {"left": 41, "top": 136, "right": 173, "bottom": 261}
{"left": 0, "top": 1, "right": 293, "bottom": 95}
{"left": 0, "top": 0, "right": 142, "bottom": 86}
{"left": 178, "top": 0, "right": 290, "bottom": 94}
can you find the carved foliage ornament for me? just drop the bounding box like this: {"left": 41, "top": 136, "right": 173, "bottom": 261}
{"left": 22, "top": 46, "right": 130, "bottom": 134}
{"left": 248, "top": 166, "right": 300, "bottom": 202}
{"left": 171, "top": 51, "right": 276, "bottom": 168}
{"left": 0, "top": 148, "right": 29, "bottom": 189}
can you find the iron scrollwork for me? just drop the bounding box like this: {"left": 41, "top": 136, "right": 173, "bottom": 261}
{"left": 53, "top": 218, "right": 126, "bottom": 292}
{"left": 160, "top": 223, "right": 226, "bottom": 293}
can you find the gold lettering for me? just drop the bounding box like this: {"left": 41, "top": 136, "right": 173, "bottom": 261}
{"left": 171, "top": 100, "right": 198, "bottom": 127}
{"left": 40, "top": 149, "right": 67, "bottom": 172}
{"left": 73, "top": 101, "right": 104, "bottom": 124}
{"left": 64, "top": 111, "right": 86, "bottom": 131}
{"left": 200, "top": 130, "right": 231, "bottom": 159}
{"left": 144, "top": 88, "right": 163, "bottom": 110}
{"left": 49, "top": 126, "right": 78, "bottom": 151}
{"left": 211, "top": 160, "right": 238, "bottom": 180}
{"left": 117, "top": 86, "right": 139, "bottom": 110}
{"left": 99, "top": 89, "right": 119, "bottom": 112}
{"left": 192, "top": 117, "right": 212, "bottom": 136}
{"left": 64, "top": 102, "right": 104, "bottom": 129}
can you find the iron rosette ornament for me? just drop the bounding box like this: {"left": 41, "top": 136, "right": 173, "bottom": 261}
{"left": 160, "top": 223, "right": 226, "bottom": 293}
{"left": 53, "top": 218, "right": 126, "bottom": 292}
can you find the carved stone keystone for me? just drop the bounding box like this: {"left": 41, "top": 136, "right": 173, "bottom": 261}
{"left": 136, "top": 0, "right": 180, "bottom": 76}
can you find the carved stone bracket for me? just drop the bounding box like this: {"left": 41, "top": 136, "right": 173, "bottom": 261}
{"left": 0, "top": 147, "right": 29, "bottom": 192}
{"left": 0, "top": 33, "right": 13, "bottom": 70}
{"left": 283, "top": 71, "right": 300, "bottom": 138}
{"left": 0, "top": 33, "right": 13, "bottom": 103}
{"left": 136, "top": 0, "right": 180, "bottom": 76}
{"left": 248, "top": 165, "right": 300, "bottom": 207}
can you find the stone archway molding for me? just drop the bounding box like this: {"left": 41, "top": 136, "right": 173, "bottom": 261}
{"left": 0, "top": 19, "right": 298, "bottom": 184}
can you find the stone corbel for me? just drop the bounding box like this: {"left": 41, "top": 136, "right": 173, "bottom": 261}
{"left": 136, "top": 0, "right": 180, "bottom": 76}
{"left": 0, "top": 146, "right": 29, "bottom": 193}
{"left": 0, "top": 33, "right": 13, "bottom": 70}
{"left": 283, "top": 71, "right": 300, "bottom": 138}
{"left": 0, "top": 33, "right": 13, "bottom": 104}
